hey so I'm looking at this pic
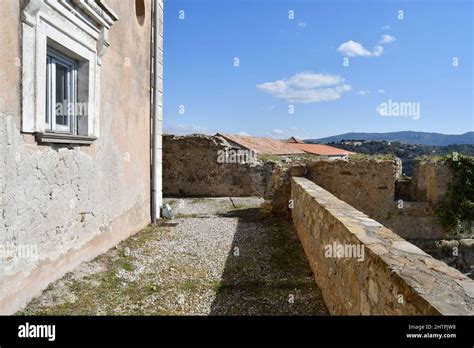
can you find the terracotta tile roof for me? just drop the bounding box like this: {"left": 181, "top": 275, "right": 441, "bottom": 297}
{"left": 216, "top": 133, "right": 305, "bottom": 155}
{"left": 216, "top": 133, "right": 355, "bottom": 156}
{"left": 286, "top": 143, "right": 356, "bottom": 156}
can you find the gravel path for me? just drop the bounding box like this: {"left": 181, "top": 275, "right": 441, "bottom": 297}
{"left": 19, "top": 197, "right": 328, "bottom": 315}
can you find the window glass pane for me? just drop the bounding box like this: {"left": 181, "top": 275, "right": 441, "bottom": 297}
{"left": 55, "top": 64, "right": 68, "bottom": 127}
{"left": 45, "top": 59, "right": 50, "bottom": 124}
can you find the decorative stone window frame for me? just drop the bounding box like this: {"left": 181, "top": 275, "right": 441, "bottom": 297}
{"left": 21, "top": 0, "right": 118, "bottom": 144}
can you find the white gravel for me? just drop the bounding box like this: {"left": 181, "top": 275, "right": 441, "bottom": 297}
{"left": 20, "top": 197, "right": 328, "bottom": 315}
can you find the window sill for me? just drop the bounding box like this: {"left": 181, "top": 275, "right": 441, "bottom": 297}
{"left": 35, "top": 132, "right": 97, "bottom": 145}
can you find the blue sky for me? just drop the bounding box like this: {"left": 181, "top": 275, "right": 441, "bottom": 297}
{"left": 163, "top": 0, "right": 473, "bottom": 139}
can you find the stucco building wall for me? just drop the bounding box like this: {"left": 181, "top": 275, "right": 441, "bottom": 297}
{"left": 0, "top": 0, "right": 162, "bottom": 314}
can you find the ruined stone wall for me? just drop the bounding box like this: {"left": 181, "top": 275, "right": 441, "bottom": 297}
{"left": 306, "top": 157, "right": 402, "bottom": 222}
{"left": 263, "top": 156, "right": 402, "bottom": 220}
{"left": 291, "top": 177, "right": 474, "bottom": 315}
{"left": 304, "top": 157, "right": 448, "bottom": 241}
{"left": 163, "top": 134, "right": 268, "bottom": 197}
{"left": 409, "top": 159, "right": 452, "bottom": 205}
{"left": 162, "top": 135, "right": 449, "bottom": 242}
{"left": 163, "top": 134, "right": 404, "bottom": 219}
{"left": 0, "top": 0, "right": 159, "bottom": 314}
{"left": 386, "top": 159, "right": 454, "bottom": 241}
{"left": 260, "top": 161, "right": 307, "bottom": 216}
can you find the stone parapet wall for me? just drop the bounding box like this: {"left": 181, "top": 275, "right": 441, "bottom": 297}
{"left": 291, "top": 177, "right": 474, "bottom": 315}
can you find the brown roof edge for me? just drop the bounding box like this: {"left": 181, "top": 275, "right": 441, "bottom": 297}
{"left": 287, "top": 143, "right": 356, "bottom": 156}
{"left": 216, "top": 133, "right": 306, "bottom": 155}
{"left": 284, "top": 136, "right": 305, "bottom": 144}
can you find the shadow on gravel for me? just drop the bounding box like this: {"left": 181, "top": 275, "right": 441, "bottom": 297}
{"left": 210, "top": 208, "right": 328, "bottom": 315}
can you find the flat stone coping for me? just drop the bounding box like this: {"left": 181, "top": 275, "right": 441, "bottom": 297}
{"left": 292, "top": 177, "right": 474, "bottom": 315}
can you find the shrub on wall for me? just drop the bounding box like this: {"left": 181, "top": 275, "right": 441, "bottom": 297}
{"left": 436, "top": 153, "right": 474, "bottom": 236}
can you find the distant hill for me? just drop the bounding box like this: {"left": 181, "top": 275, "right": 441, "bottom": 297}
{"left": 321, "top": 141, "right": 474, "bottom": 175}
{"left": 307, "top": 131, "right": 474, "bottom": 146}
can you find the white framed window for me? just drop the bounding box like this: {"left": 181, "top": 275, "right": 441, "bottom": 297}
{"left": 46, "top": 48, "right": 78, "bottom": 134}
{"left": 21, "top": 0, "right": 118, "bottom": 144}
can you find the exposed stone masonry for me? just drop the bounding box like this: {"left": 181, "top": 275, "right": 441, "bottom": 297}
{"left": 163, "top": 134, "right": 270, "bottom": 197}
{"left": 291, "top": 177, "right": 474, "bottom": 315}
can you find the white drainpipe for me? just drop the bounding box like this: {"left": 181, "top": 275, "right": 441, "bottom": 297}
{"left": 151, "top": 0, "right": 163, "bottom": 223}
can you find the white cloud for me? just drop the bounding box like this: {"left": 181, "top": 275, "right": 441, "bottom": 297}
{"left": 258, "top": 72, "right": 342, "bottom": 92}
{"left": 357, "top": 90, "right": 370, "bottom": 96}
{"left": 288, "top": 71, "right": 343, "bottom": 89}
{"left": 378, "top": 89, "right": 386, "bottom": 94}
{"left": 257, "top": 80, "right": 288, "bottom": 94}
{"left": 298, "top": 22, "right": 307, "bottom": 28}
{"left": 337, "top": 40, "right": 372, "bottom": 57}
{"left": 279, "top": 85, "right": 352, "bottom": 103}
{"left": 337, "top": 35, "right": 395, "bottom": 58}
{"left": 271, "top": 129, "right": 284, "bottom": 135}
{"left": 381, "top": 25, "right": 390, "bottom": 30}
{"left": 257, "top": 72, "right": 352, "bottom": 104}
{"left": 238, "top": 131, "right": 249, "bottom": 136}
{"left": 379, "top": 34, "right": 396, "bottom": 44}
{"left": 337, "top": 40, "right": 383, "bottom": 57}
{"left": 373, "top": 45, "right": 384, "bottom": 56}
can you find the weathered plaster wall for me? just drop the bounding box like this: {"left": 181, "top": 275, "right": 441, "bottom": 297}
{"left": 291, "top": 177, "right": 474, "bottom": 315}
{"left": 0, "top": 0, "right": 160, "bottom": 314}
{"left": 0, "top": 0, "right": 21, "bottom": 127}
{"left": 163, "top": 134, "right": 269, "bottom": 197}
